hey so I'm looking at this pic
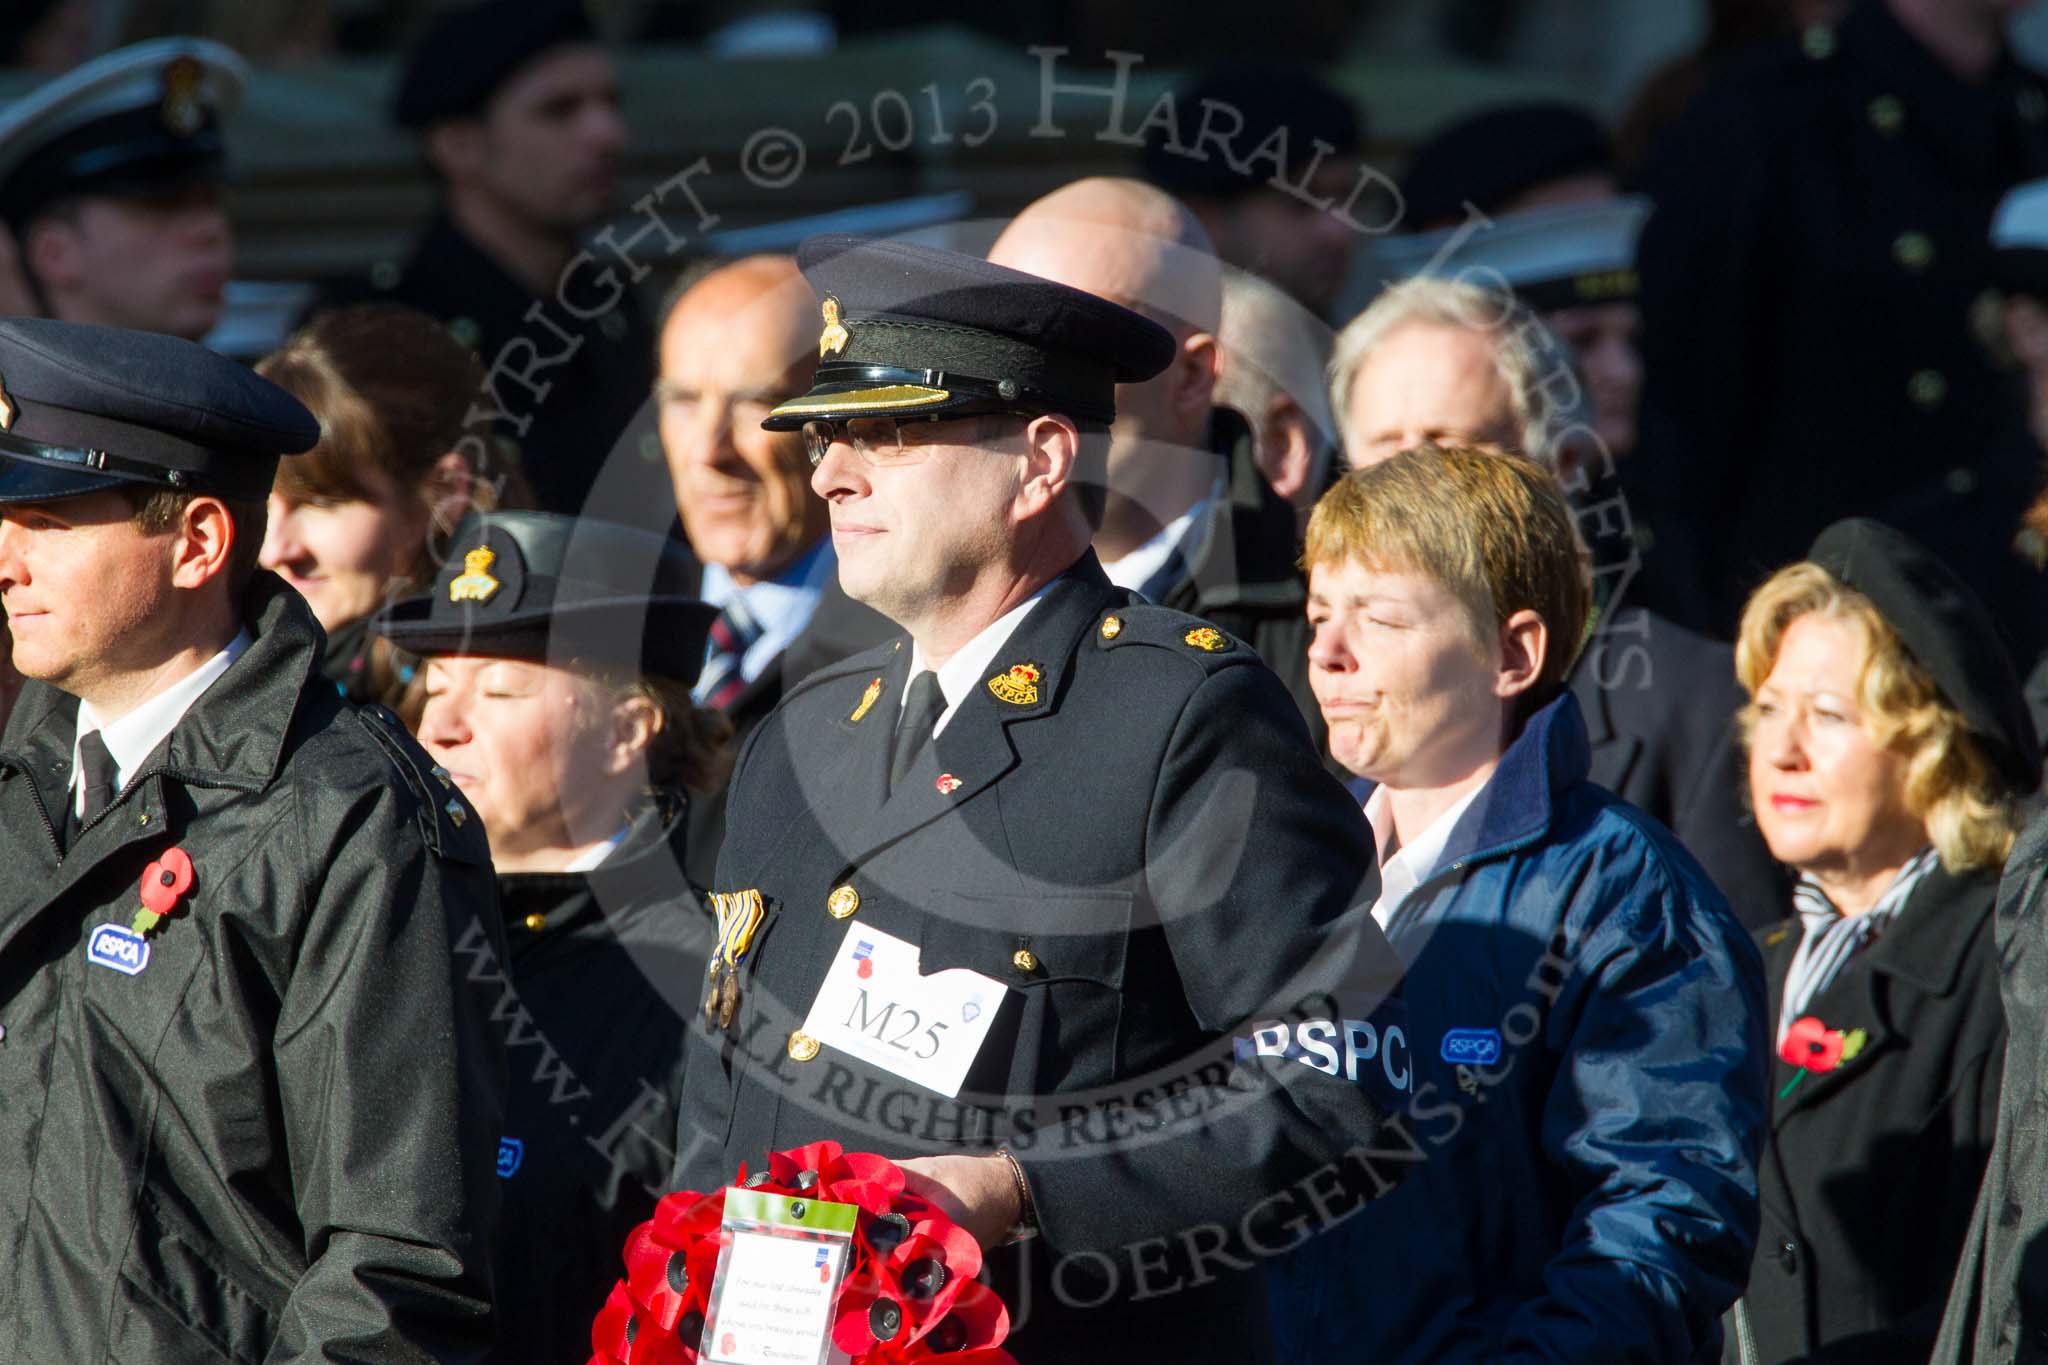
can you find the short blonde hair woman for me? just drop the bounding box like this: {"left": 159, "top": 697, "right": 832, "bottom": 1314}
{"left": 1727, "top": 517, "right": 2039, "bottom": 1365}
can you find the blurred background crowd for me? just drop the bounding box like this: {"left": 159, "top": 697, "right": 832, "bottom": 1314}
{"left": 9, "top": 0, "right": 2048, "bottom": 1361}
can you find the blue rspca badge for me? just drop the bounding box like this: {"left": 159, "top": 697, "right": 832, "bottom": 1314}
{"left": 1441, "top": 1028, "right": 1504, "bottom": 1067}
{"left": 87, "top": 924, "right": 151, "bottom": 976}
{"left": 497, "top": 1137, "right": 525, "bottom": 1178}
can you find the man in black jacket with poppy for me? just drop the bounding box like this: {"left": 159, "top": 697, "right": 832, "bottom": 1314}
{"left": 0, "top": 318, "right": 507, "bottom": 1363}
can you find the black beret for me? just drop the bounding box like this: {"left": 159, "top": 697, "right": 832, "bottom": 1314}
{"left": 761, "top": 234, "right": 1177, "bottom": 430}
{"left": 1139, "top": 63, "right": 1362, "bottom": 202}
{"left": 1808, "top": 517, "right": 2041, "bottom": 790}
{"left": 0, "top": 38, "right": 245, "bottom": 233}
{"left": 1400, "top": 102, "right": 1613, "bottom": 231}
{"left": 376, "top": 510, "right": 715, "bottom": 687}
{"left": 394, "top": 0, "right": 596, "bottom": 129}
{"left": 0, "top": 318, "right": 318, "bottom": 504}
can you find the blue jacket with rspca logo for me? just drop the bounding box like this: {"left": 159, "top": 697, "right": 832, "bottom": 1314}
{"left": 1267, "top": 690, "right": 1769, "bottom": 1364}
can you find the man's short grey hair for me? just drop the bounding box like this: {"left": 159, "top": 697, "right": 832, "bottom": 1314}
{"left": 1327, "top": 275, "right": 1595, "bottom": 472}
{"left": 1215, "top": 268, "right": 1335, "bottom": 463}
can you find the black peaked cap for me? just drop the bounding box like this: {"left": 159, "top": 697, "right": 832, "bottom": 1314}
{"left": 394, "top": 0, "right": 595, "bottom": 129}
{"left": 376, "top": 510, "right": 715, "bottom": 687}
{"left": 1400, "top": 102, "right": 1612, "bottom": 230}
{"left": 1139, "top": 63, "right": 1363, "bottom": 201}
{"left": 0, "top": 317, "right": 317, "bottom": 504}
{"left": 762, "top": 233, "right": 1178, "bottom": 430}
{"left": 1808, "top": 517, "right": 2040, "bottom": 790}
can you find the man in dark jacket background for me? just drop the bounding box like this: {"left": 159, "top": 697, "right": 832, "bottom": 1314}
{"left": 0, "top": 319, "right": 507, "bottom": 1363}
{"left": 988, "top": 177, "right": 1323, "bottom": 741}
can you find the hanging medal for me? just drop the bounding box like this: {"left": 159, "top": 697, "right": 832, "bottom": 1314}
{"left": 705, "top": 890, "right": 765, "bottom": 1033}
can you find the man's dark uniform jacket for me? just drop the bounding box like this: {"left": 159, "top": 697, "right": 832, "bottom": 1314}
{"left": 1571, "top": 607, "right": 1790, "bottom": 928}
{"left": 684, "top": 567, "right": 893, "bottom": 889}
{"left": 1162, "top": 406, "right": 1321, "bottom": 747}
{"left": 1934, "top": 810, "right": 2048, "bottom": 1365}
{"left": 0, "top": 577, "right": 509, "bottom": 1363}
{"left": 316, "top": 212, "right": 655, "bottom": 516}
{"left": 675, "top": 553, "right": 1409, "bottom": 1364}
{"left": 1635, "top": 0, "right": 2048, "bottom": 637}
{"left": 490, "top": 795, "right": 711, "bottom": 1365}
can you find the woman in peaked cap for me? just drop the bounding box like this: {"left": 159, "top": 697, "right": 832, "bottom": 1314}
{"left": 381, "top": 508, "right": 727, "bottom": 1364}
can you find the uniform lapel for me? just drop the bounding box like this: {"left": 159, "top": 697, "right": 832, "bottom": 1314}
{"left": 834, "top": 562, "right": 1117, "bottom": 866}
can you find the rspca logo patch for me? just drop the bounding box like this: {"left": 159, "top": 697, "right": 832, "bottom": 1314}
{"left": 1441, "top": 1028, "right": 1504, "bottom": 1066}
{"left": 86, "top": 924, "right": 150, "bottom": 976}
{"left": 496, "top": 1137, "right": 524, "bottom": 1178}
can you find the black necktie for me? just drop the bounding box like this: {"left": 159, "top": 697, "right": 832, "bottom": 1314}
{"left": 889, "top": 671, "right": 944, "bottom": 794}
{"left": 65, "top": 729, "right": 117, "bottom": 851}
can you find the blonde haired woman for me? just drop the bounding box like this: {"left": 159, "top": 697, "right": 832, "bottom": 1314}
{"left": 1728, "top": 518, "right": 2039, "bottom": 1365}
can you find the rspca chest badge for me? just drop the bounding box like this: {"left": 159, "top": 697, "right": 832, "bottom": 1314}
{"left": 1440, "top": 1028, "right": 1503, "bottom": 1066}
{"left": 87, "top": 924, "right": 151, "bottom": 976}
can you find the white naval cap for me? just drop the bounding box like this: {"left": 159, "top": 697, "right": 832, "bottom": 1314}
{"left": 0, "top": 37, "right": 247, "bottom": 231}
{"left": 1366, "top": 196, "right": 1652, "bottom": 312}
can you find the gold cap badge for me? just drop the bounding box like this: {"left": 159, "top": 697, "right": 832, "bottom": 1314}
{"left": 819, "top": 296, "right": 850, "bottom": 358}
{"left": 1184, "top": 627, "right": 1228, "bottom": 652}
{"left": 0, "top": 375, "right": 14, "bottom": 430}
{"left": 448, "top": 546, "right": 501, "bottom": 604}
{"left": 987, "top": 662, "right": 1042, "bottom": 706}
{"left": 160, "top": 56, "right": 205, "bottom": 137}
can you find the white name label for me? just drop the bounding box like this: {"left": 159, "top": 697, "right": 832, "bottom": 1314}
{"left": 800, "top": 921, "right": 1008, "bottom": 1099}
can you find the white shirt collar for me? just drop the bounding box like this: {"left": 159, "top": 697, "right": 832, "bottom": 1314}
{"left": 693, "top": 538, "right": 835, "bottom": 701}
{"left": 906, "top": 584, "right": 1053, "bottom": 738}
{"left": 1099, "top": 478, "right": 1223, "bottom": 598}
{"left": 562, "top": 827, "right": 631, "bottom": 873}
{"left": 72, "top": 629, "right": 252, "bottom": 815}
{"left": 1363, "top": 780, "right": 1487, "bottom": 929}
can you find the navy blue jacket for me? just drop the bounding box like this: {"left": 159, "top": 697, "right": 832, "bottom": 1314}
{"left": 1269, "top": 692, "right": 1769, "bottom": 1364}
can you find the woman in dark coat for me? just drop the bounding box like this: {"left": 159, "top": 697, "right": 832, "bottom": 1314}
{"left": 1726, "top": 518, "right": 2040, "bottom": 1365}
{"left": 380, "top": 509, "right": 729, "bottom": 1363}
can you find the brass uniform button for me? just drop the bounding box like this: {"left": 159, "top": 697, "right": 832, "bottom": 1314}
{"left": 1892, "top": 232, "right": 1934, "bottom": 272}
{"left": 524, "top": 913, "right": 547, "bottom": 932}
{"left": 787, "top": 1030, "right": 822, "bottom": 1062}
{"left": 1867, "top": 94, "right": 1904, "bottom": 135}
{"left": 1012, "top": 948, "right": 1039, "bottom": 974}
{"left": 828, "top": 884, "right": 861, "bottom": 919}
{"left": 1908, "top": 369, "right": 1948, "bottom": 409}
{"left": 1100, "top": 615, "right": 1122, "bottom": 640}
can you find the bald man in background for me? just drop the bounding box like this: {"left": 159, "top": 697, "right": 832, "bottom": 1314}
{"left": 656, "top": 254, "right": 887, "bottom": 884}
{"left": 989, "top": 177, "right": 1318, "bottom": 735}
{"left": 1215, "top": 269, "right": 1338, "bottom": 531}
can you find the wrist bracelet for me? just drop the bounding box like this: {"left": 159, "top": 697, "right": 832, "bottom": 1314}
{"left": 995, "top": 1146, "right": 1038, "bottom": 1242}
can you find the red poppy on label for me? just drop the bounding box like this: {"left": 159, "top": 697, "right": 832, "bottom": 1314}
{"left": 139, "top": 847, "right": 194, "bottom": 918}
{"left": 857, "top": 959, "right": 874, "bottom": 980}
{"left": 720, "top": 1333, "right": 735, "bottom": 1356}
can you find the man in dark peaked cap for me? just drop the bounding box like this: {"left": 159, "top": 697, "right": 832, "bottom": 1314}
{"left": 314, "top": 0, "right": 648, "bottom": 516}
{"left": 0, "top": 318, "right": 508, "bottom": 1362}
{"left": 670, "top": 234, "right": 1413, "bottom": 1365}
{"left": 0, "top": 37, "right": 244, "bottom": 341}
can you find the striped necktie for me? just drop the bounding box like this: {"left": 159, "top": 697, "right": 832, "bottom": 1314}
{"left": 700, "top": 595, "right": 764, "bottom": 711}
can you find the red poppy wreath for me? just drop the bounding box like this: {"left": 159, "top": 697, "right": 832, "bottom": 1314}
{"left": 589, "top": 1141, "right": 1016, "bottom": 1365}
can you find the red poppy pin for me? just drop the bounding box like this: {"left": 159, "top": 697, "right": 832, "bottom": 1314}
{"left": 1778, "top": 1015, "right": 1868, "bottom": 1099}
{"left": 131, "top": 846, "right": 194, "bottom": 938}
